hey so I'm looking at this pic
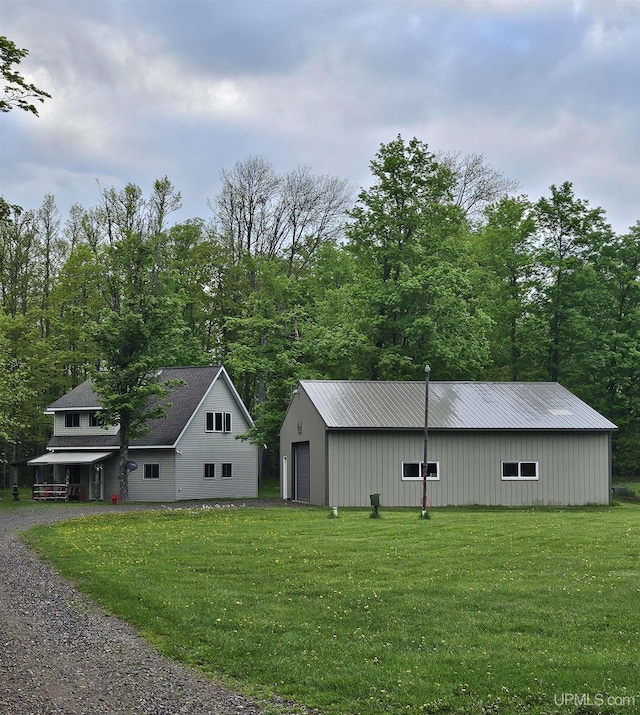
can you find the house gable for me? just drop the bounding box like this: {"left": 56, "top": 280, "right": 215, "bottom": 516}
{"left": 174, "top": 366, "right": 254, "bottom": 444}
{"left": 173, "top": 370, "right": 258, "bottom": 500}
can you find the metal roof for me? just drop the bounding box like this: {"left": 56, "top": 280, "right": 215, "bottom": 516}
{"left": 299, "top": 380, "right": 617, "bottom": 431}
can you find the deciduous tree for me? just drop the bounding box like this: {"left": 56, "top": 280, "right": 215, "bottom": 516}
{"left": 0, "top": 35, "right": 50, "bottom": 115}
{"left": 91, "top": 180, "right": 197, "bottom": 501}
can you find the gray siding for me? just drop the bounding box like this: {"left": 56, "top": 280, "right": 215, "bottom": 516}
{"left": 174, "top": 378, "right": 258, "bottom": 500}
{"left": 327, "top": 430, "right": 611, "bottom": 507}
{"left": 279, "top": 388, "right": 328, "bottom": 504}
{"left": 52, "top": 411, "right": 118, "bottom": 437}
{"left": 127, "top": 449, "right": 177, "bottom": 502}
{"left": 102, "top": 455, "right": 120, "bottom": 500}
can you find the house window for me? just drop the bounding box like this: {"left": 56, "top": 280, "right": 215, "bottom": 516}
{"left": 401, "top": 461, "right": 440, "bottom": 481}
{"left": 221, "top": 463, "right": 232, "bottom": 479}
{"left": 502, "top": 461, "right": 538, "bottom": 481}
{"left": 89, "top": 412, "right": 102, "bottom": 427}
{"left": 65, "top": 413, "right": 80, "bottom": 428}
{"left": 204, "top": 463, "right": 215, "bottom": 479}
{"left": 205, "top": 411, "right": 232, "bottom": 433}
{"left": 144, "top": 463, "right": 160, "bottom": 480}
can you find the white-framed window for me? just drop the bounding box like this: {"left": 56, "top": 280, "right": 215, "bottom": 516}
{"left": 221, "top": 463, "right": 233, "bottom": 479}
{"left": 204, "top": 463, "right": 215, "bottom": 479}
{"left": 401, "top": 461, "right": 440, "bottom": 481}
{"left": 89, "top": 411, "right": 103, "bottom": 427}
{"left": 205, "top": 411, "right": 232, "bottom": 433}
{"left": 65, "top": 413, "right": 80, "bottom": 428}
{"left": 143, "top": 463, "right": 160, "bottom": 480}
{"left": 501, "top": 461, "right": 538, "bottom": 481}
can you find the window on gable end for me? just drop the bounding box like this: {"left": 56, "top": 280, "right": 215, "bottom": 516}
{"left": 205, "top": 411, "right": 232, "bottom": 433}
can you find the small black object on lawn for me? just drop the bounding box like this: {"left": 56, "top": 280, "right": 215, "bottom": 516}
{"left": 370, "top": 493, "right": 380, "bottom": 518}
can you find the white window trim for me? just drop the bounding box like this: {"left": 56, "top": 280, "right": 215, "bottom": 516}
{"left": 501, "top": 460, "right": 539, "bottom": 481}
{"left": 204, "top": 463, "right": 215, "bottom": 479}
{"left": 205, "top": 411, "right": 232, "bottom": 433}
{"left": 143, "top": 463, "right": 160, "bottom": 480}
{"left": 401, "top": 461, "right": 440, "bottom": 481}
{"left": 221, "top": 463, "right": 233, "bottom": 479}
{"left": 65, "top": 413, "right": 80, "bottom": 428}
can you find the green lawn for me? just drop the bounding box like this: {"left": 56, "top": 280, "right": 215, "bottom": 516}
{"left": 23, "top": 505, "right": 640, "bottom": 715}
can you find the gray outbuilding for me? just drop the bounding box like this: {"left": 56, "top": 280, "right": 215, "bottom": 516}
{"left": 279, "top": 380, "right": 617, "bottom": 507}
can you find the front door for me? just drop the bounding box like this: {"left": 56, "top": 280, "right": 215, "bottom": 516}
{"left": 89, "top": 464, "right": 104, "bottom": 501}
{"left": 294, "top": 442, "right": 310, "bottom": 503}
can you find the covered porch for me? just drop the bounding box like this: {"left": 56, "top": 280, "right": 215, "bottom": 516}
{"left": 28, "top": 452, "right": 114, "bottom": 501}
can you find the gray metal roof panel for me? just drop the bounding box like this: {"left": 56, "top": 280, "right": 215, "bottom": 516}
{"left": 299, "top": 380, "right": 617, "bottom": 431}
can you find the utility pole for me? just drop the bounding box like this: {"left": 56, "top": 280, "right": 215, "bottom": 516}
{"left": 422, "top": 364, "right": 430, "bottom": 519}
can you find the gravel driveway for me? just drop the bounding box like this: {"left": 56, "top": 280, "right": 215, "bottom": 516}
{"left": 0, "top": 503, "right": 306, "bottom": 715}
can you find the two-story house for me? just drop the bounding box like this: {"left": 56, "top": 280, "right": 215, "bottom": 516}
{"left": 28, "top": 365, "right": 259, "bottom": 502}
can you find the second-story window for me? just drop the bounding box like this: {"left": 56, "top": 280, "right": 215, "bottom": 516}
{"left": 65, "top": 413, "right": 80, "bottom": 428}
{"left": 205, "top": 411, "right": 232, "bottom": 433}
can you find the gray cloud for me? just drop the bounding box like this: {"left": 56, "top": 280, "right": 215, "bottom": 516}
{"left": 2, "top": 0, "right": 639, "bottom": 233}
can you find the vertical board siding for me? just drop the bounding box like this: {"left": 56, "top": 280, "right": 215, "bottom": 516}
{"left": 280, "top": 388, "right": 328, "bottom": 504}
{"left": 328, "top": 430, "right": 611, "bottom": 507}
{"left": 174, "top": 379, "right": 258, "bottom": 500}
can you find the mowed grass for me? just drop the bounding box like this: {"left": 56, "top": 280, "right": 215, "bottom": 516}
{"left": 23, "top": 506, "right": 640, "bottom": 715}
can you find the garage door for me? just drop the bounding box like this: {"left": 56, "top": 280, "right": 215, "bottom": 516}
{"left": 294, "top": 442, "right": 310, "bottom": 503}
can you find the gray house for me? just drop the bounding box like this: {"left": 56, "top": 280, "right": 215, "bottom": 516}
{"left": 279, "top": 380, "right": 617, "bottom": 507}
{"left": 29, "top": 366, "right": 258, "bottom": 502}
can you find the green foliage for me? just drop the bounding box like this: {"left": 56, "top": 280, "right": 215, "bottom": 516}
{"left": 534, "top": 182, "right": 613, "bottom": 383}
{"left": 87, "top": 180, "right": 205, "bottom": 498}
{"left": 0, "top": 35, "right": 51, "bottom": 115}
{"left": 25, "top": 506, "right": 640, "bottom": 715}
{"left": 3, "top": 139, "right": 640, "bottom": 478}
{"left": 343, "top": 135, "right": 491, "bottom": 379}
{"left": 0, "top": 314, "right": 36, "bottom": 442}
{"left": 473, "top": 195, "right": 539, "bottom": 380}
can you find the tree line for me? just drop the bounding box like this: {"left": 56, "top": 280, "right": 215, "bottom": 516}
{"left": 1, "top": 135, "right": 639, "bottom": 484}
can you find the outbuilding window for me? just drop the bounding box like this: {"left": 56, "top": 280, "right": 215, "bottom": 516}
{"left": 204, "top": 463, "right": 215, "bottom": 479}
{"left": 401, "top": 461, "right": 439, "bottom": 481}
{"left": 221, "top": 463, "right": 233, "bottom": 478}
{"left": 501, "top": 461, "right": 538, "bottom": 480}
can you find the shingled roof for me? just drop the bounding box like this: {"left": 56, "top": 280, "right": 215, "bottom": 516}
{"left": 47, "top": 366, "right": 251, "bottom": 448}
{"left": 298, "top": 380, "right": 617, "bottom": 431}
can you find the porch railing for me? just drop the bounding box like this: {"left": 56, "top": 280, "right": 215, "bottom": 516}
{"left": 33, "top": 484, "right": 74, "bottom": 501}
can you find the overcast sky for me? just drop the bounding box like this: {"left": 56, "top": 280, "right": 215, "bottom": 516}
{"left": 2, "top": 0, "right": 639, "bottom": 233}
